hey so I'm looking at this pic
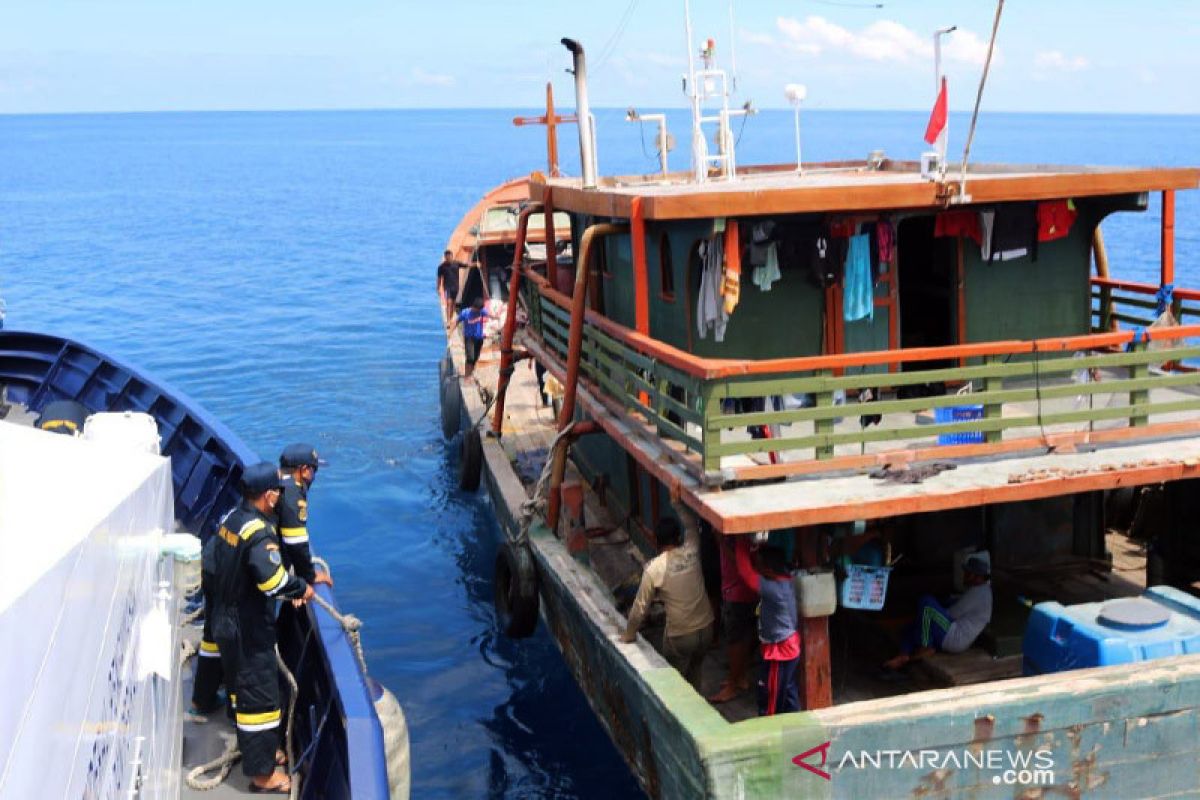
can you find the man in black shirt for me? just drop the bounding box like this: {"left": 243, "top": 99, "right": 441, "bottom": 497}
{"left": 437, "top": 249, "right": 462, "bottom": 323}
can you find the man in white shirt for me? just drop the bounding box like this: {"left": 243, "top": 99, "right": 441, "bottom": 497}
{"left": 882, "top": 555, "right": 993, "bottom": 672}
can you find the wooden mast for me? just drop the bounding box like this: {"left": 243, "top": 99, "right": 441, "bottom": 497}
{"left": 513, "top": 83, "right": 578, "bottom": 178}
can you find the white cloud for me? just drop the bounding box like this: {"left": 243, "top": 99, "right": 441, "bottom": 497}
{"left": 408, "top": 67, "right": 454, "bottom": 88}
{"left": 1033, "top": 50, "right": 1089, "bottom": 72}
{"left": 774, "top": 16, "right": 993, "bottom": 65}
{"left": 740, "top": 29, "right": 776, "bottom": 47}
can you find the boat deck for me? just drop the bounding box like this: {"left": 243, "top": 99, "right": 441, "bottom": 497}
{"left": 451, "top": 322, "right": 1153, "bottom": 723}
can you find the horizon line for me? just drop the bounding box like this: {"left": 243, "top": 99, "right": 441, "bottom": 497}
{"left": 0, "top": 105, "right": 1197, "bottom": 119}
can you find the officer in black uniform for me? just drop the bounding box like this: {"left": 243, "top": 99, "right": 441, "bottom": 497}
{"left": 277, "top": 443, "right": 333, "bottom": 587}
{"left": 210, "top": 462, "right": 312, "bottom": 794}
{"left": 189, "top": 533, "right": 225, "bottom": 715}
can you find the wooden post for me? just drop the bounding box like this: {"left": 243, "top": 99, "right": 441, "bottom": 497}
{"left": 814, "top": 369, "right": 835, "bottom": 460}
{"left": 1162, "top": 189, "right": 1175, "bottom": 287}
{"left": 983, "top": 354, "right": 1003, "bottom": 444}
{"left": 1130, "top": 339, "right": 1150, "bottom": 428}
{"left": 798, "top": 527, "right": 832, "bottom": 710}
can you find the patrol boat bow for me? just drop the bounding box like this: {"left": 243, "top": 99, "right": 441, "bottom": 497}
{"left": 0, "top": 330, "right": 408, "bottom": 799}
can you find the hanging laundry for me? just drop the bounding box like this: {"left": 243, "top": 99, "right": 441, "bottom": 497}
{"left": 829, "top": 219, "right": 858, "bottom": 238}
{"left": 978, "top": 210, "right": 995, "bottom": 261}
{"left": 988, "top": 202, "right": 1038, "bottom": 262}
{"left": 808, "top": 226, "right": 846, "bottom": 287}
{"left": 721, "top": 220, "right": 742, "bottom": 316}
{"left": 748, "top": 220, "right": 777, "bottom": 266}
{"left": 843, "top": 233, "right": 873, "bottom": 323}
{"left": 933, "top": 211, "right": 982, "bottom": 245}
{"left": 1037, "top": 199, "right": 1078, "bottom": 242}
{"left": 876, "top": 218, "right": 896, "bottom": 269}
{"left": 752, "top": 242, "right": 782, "bottom": 291}
{"left": 696, "top": 237, "right": 728, "bottom": 342}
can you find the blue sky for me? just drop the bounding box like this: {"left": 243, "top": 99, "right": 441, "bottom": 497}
{"left": 1, "top": 1, "right": 1198, "bottom": 114}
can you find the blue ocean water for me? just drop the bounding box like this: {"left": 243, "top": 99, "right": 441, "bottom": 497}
{"left": 0, "top": 108, "right": 1196, "bottom": 799}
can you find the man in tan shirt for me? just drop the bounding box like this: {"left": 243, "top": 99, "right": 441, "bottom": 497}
{"left": 621, "top": 488, "right": 715, "bottom": 691}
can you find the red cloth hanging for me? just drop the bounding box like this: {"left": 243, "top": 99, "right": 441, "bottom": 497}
{"left": 1037, "top": 199, "right": 1078, "bottom": 241}
{"left": 934, "top": 210, "right": 982, "bottom": 245}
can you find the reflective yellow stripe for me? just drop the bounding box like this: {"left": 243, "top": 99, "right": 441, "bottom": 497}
{"left": 218, "top": 526, "right": 239, "bottom": 547}
{"left": 235, "top": 709, "right": 281, "bottom": 725}
{"left": 239, "top": 519, "right": 266, "bottom": 540}
{"left": 280, "top": 526, "right": 309, "bottom": 544}
{"left": 199, "top": 640, "right": 219, "bottom": 653}
{"left": 40, "top": 419, "right": 79, "bottom": 432}
{"left": 229, "top": 693, "right": 237, "bottom": 707}
{"left": 257, "top": 565, "right": 287, "bottom": 593}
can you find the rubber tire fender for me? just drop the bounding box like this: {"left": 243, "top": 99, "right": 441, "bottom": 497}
{"left": 440, "top": 375, "right": 461, "bottom": 441}
{"left": 494, "top": 539, "right": 539, "bottom": 638}
{"left": 458, "top": 427, "right": 482, "bottom": 491}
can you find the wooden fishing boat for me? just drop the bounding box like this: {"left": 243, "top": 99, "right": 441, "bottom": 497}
{"left": 439, "top": 26, "right": 1200, "bottom": 800}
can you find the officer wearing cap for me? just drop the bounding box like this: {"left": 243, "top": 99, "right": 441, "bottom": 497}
{"left": 210, "top": 462, "right": 312, "bottom": 794}
{"left": 278, "top": 443, "right": 333, "bottom": 587}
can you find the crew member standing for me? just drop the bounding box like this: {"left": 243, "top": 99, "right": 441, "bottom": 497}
{"left": 189, "top": 534, "right": 225, "bottom": 715}
{"left": 211, "top": 462, "right": 312, "bottom": 794}
{"left": 278, "top": 443, "right": 333, "bottom": 587}
{"left": 437, "top": 249, "right": 462, "bottom": 323}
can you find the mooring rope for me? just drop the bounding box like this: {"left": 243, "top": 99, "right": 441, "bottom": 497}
{"left": 515, "top": 421, "right": 576, "bottom": 547}
{"left": 184, "top": 732, "right": 239, "bottom": 791}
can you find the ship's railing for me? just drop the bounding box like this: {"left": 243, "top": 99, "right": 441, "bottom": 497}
{"left": 1092, "top": 276, "right": 1200, "bottom": 330}
{"left": 521, "top": 269, "right": 1200, "bottom": 483}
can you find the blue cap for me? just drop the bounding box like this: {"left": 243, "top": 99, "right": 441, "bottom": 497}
{"left": 241, "top": 462, "right": 283, "bottom": 496}
{"left": 280, "top": 443, "right": 324, "bottom": 469}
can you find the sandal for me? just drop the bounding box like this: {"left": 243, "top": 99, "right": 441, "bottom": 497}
{"left": 249, "top": 772, "right": 291, "bottom": 794}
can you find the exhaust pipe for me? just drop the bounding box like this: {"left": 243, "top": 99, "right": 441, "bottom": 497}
{"left": 561, "top": 38, "right": 596, "bottom": 189}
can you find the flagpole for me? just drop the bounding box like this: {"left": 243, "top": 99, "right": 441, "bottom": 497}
{"left": 933, "top": 26, "right": 956, "bottom": 178}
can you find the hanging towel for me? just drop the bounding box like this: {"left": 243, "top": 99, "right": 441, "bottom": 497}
{"left": 843, "top": 233, "right": 873, "bottom": 323}
{"left": 752, "top": 242, "right": 782, "bottom": 291}
{"left": 1037, "top": 199, "right": 1078, "bottom": 241}
{"left": 697, "top": 237, "right": 728, "bottom": 341}
{"left": 876, "top": 218, "right": 896, "bottom": 268}
{"left": 979, "top": 210, "right": 995, "bottom": 261}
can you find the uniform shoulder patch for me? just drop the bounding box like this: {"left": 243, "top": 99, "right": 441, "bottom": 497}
{"left": 298, "top": 499, "right": 308, "bottom": 522}
{"left": 268, "top": 549, "right": 282, "bottom": 566}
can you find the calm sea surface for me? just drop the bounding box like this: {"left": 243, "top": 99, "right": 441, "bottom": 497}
{"left": 1, "top": 108, "right": 1197, "bottom": 798}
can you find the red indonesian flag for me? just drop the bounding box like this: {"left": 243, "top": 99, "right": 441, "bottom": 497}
{"left": 924, "top": 77, "right": 948, "bottom": 145}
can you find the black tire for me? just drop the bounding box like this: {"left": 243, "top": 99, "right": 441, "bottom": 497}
{"left": 440, "top": 375, "right": 460, "bottom": 441}
{"left": 458, "top": 427, "right": 482, "bottom": 491}
{"left": 494, "top": 539, "right": 539, "bottom": 638}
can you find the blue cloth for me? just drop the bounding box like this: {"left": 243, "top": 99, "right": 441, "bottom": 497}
{"left": 900, "top": 594, "right": 954, "bottom": 654}
{"left": 1156, "top": 283, "right": 1175, "bottom": 316}
{"left": 758, "top": 577, "right": 798, "bottom": 644}
{"left": 458, "top": 307, "right": 488, "bottom": 340}
{"left": 843, "top": 233, "right": 873, "bottom": 322}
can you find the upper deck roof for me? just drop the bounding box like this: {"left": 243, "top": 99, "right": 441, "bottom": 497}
{"left": 533, "top": 160, "right": 1200, "bottom": 221}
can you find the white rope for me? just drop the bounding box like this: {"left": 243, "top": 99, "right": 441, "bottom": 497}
{"left": 184, "top": 732, "right": 240, "bottom": 791}
{"left": 516, "top": 421, "right": 576, "bottom": 546}
{"left": 309, "top": 592, "right": 368, "bottom": 677}
{"left": 276, "top": 646, "right": 301, "bottom": 800}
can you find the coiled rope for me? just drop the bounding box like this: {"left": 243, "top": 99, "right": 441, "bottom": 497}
{"left": 516, "top": 421, "right": 576, "bottom": 546}
{"left": 184, "top": 732, "right": 239, "bottom": 791}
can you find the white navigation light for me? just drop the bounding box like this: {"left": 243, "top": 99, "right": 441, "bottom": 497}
{"left": 784, "top": 83, "right": 808, "bottom": 175}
